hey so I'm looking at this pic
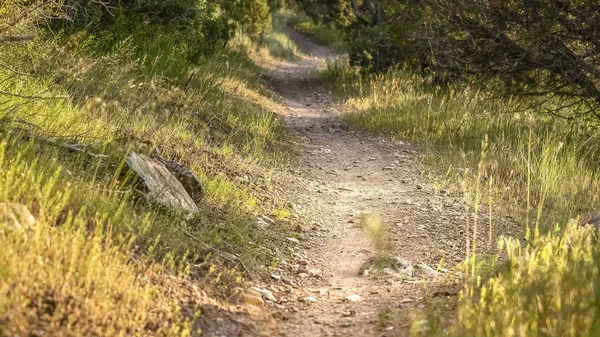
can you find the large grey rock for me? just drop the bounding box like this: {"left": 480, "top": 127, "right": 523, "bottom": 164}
{"left": 126, "top": 152, "right": 199, "bottom": 214}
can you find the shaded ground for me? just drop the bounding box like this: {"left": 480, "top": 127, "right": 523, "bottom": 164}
{"left": 244, "top": 27, "right": 520, "bottom": 337}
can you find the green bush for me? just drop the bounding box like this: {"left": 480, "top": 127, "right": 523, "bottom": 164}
{"left": 57, "top": 0, "right": 230, "bottom": 66}
{"left": 222, "top": 0, "right": 273, "bottom": 37}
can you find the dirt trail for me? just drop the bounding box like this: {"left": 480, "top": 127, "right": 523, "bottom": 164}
{"left": 260, "top": 28, "right": 503, "bottom": 337}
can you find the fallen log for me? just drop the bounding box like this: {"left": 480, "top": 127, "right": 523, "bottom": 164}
{"left": 126, "top": 151, "right": 199, "bottom": 214}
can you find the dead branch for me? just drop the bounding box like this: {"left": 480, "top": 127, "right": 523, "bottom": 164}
{"left": 0, "top": 61, "right": 31, "bottom": 76}
{"left": 0, "top": 1, "right": 58, "bottom": 34}
{"left": 183, "top": 229, "right": 254, "bottom": 280}
{"left": 0, "top": 89, "right": 69, "bottom": 100}
{"left": 0, "top": 35, "right": 36, "bottom": 45}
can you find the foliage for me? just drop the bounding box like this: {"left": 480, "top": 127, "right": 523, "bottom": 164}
{"left": 0, "top": 140, "right": 195, "bottom": 336}
{"left": 282, "top": 10, "right": 346, "bottom": 52}
{"left": 222, "top": 0, "right": 273, "bottom": 37}
{"left": 62, "top": 0, "right": 230, "bottom": 64}
{"left": 0, "top": 0, "right": 63, "bottom": 44}
{"left": 0, "top": 0, "right": 300, "bottom": 334}
{"left": 323, "top": 60, "right": 600, "bottom": 336}
{"left": 322, "top": 61, "right": 600, "bottom": 244}
{"left": 420, "top": 222, "right": 600, "bottom": 337}
{"left": 298, "top": 0, "right": 600, "bottom": 119}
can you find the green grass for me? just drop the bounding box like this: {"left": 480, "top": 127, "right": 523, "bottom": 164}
{"left": 416, "top": 223, "right": 600, "bottom": 337}
{"left": 261, "top": 30, "right": 302, "bottom": 60}
{"left": 279, "top": 10, "right": 346, "bottom": 52}
{"left": 228, "top": 12, "right": 304, "bottom": 62}
{"left": 0, "top": 139, "right": 196, "bottom": 335}
{"left": 322, "top": 63, "right": 600, "bottom": 233}
{"left": 321, "top": 62, "right": 600, "bottom": 336}
{"left": 0, "top": 14, "right": 297, "bottom": 335}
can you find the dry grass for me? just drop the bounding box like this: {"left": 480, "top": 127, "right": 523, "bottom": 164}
{"left": 0, "top": 11, "right": 299, "bottom": 335}
{"left": 321, "top": 62, "right": 600, "bottom": 336}
{"left": 322, "top": 64, "right": 600, "bottom": 233}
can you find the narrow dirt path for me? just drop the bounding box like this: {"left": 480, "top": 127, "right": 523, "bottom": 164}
{"left": 260, "top": 27, "right": 507, "bottom": 337}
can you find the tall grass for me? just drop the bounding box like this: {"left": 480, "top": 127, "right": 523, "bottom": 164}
{"left": 278, "top": 10, "right": 347, "bottom": 52}
{"left": 0, "top": 13, "right": 296, "bottom": 334}
{"left": 0, "top": 138, "right": 199, "bottom": 335}
{"left": 321, "top": 62, "right": 600, "bottom": 336}
{"left": 322, "top": 64, "right": 600, "bottom": 233}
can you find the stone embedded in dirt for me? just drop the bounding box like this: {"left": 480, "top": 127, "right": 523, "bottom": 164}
{"left": 341, "top": 322, "right": 353, "bottom": 327}
{"left": 417, "top": 262, "right": 439, "bottom": 275}
{"left": 317, "top": 288, "right": 328, "bottom": 295}
{"left": 287, "top": 237, "right": 300, "bottom": 244}
{"left": 416, "top": 184, "right": 424, "bottom": 190}
{"left": 342, "top": 310, "right": 356, "bottom": 317}
{"left": 298, "top": 272, "right": 309, "bottom": 279}
{"left": 399, "top": 298, "right": 414, "bottom": 304}
{"left": 383, "top": 166, "right": 394, "bottom": 170}
{"left": 271, "top": 274, "right": 282, "bottom": 281}
{"left": 243, "top": 293, "right": 264, "bottom": 306}
{"left": 126, "top": 152, "right": 199, "bottom": 214}
{"left": 308, "top": 269, "right": 322, "bottom": 278}
{"left": 440, "top": 189, "right": 449, "bottom": 195}
{"left": 263, "top": 215, "right": 276, "bottom": 224}
{"left": 243, "top": 288, "right": 267, "bottom": 306}
{"left": 345, "top": 294, "right": 361, "bottom": 302}
{"left": 305, "top": 296, "right": 318, "bottom": 302}
{"left": 248, "top": 287, "right": 277, "bottom": 302}
{"left": 384, "top": 326, "right": 394, "bottom": 331}
{"left": 0, "top": 202, "right": 35, "bottom": 231}
{"left": 298, "top": 258, "right": 310, "bottom": 266}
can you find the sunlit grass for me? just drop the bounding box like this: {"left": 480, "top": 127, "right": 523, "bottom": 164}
{"left": 413, "top": 222, "right": 600, "bottom": 337}
{"left": 279, "top": 10, "right": 346, "bottom": 52}
{"left": 0, "top": 138, "right": 197, "bottom": 335}
{"left": 322, "top": 61, "right": 600, "bottom": 336}
{"left": 322, "top": 63, "right": 600, "bottom": 233}
{"left": 229, "top": 14, "right": 303, "bottom": 63}
{"left": 0, "top": 15, "right": 295, "bottom": 334}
